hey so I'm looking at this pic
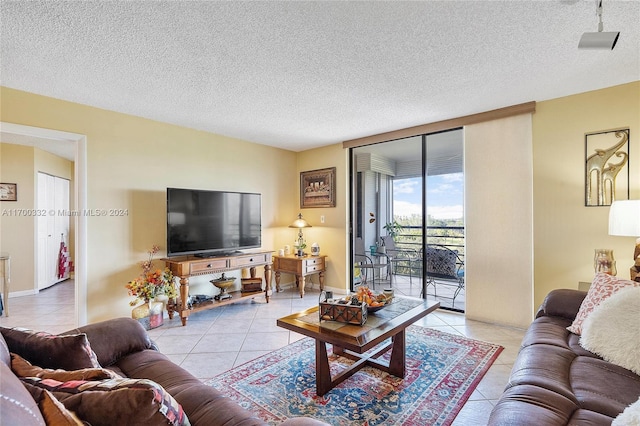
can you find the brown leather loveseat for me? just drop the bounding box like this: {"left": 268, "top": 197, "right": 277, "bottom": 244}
{"left": 1, "top": 317, "right": 328, "bottom": 425}
{"left": 488, "top": 289, "right": 640, "bottom": 425}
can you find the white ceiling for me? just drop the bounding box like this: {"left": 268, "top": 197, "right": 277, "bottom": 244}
{"left": 1, "top": 1, "right": 639, "bottom": 156}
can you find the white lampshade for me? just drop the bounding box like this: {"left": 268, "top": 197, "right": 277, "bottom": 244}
{"left": 609, "top": 200, "right": 640, "bottom": 237}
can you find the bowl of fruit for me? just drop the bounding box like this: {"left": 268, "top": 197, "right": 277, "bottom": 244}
{"left": 355, "top": 286, "right": 389, "bottom": 312}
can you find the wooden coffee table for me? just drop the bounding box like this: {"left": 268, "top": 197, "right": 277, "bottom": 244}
{"left": 276, "top": 296, "right": 440, "bottom": 396}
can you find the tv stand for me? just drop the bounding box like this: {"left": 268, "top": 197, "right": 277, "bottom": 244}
{"left": 165, "top": 250, "right": 273, "bottom": 326}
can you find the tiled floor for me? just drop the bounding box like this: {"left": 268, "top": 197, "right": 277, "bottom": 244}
{"left": 376, "top": 273, "right": 466, "bottom": 312}
{"left": 1, "top": 279, "right": 525, "bottom": 425}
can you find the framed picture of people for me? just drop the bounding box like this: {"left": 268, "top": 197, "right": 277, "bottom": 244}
{"left": 300, "top": 167, "right": 336, "bottom": 208}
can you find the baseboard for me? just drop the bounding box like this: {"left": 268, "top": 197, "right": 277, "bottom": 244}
{"left": 8, "top": 289, "right": 37, "bottom": 298}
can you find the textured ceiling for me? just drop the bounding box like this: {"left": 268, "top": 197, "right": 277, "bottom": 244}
{"left": 1, "top": 1, "right": 639, "bottom": 153}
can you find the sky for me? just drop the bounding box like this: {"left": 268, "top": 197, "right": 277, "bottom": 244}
{"left": 392, "top": 173, "right": 464, "bottom": 220}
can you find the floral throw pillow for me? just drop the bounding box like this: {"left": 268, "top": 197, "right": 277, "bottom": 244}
{"left": 567, "top": 272, "right": 640, "bottom": 335}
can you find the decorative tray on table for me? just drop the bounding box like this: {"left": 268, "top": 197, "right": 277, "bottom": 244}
{"left": 318, "top": 286, "right": 392, "bottom": 325}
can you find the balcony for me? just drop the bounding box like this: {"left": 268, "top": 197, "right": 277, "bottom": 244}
{"left": 387, "top": 225, "right": 465, "bottom": 312}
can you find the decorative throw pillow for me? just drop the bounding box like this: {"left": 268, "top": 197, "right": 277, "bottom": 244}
{"left": 580, "top": 286, "right": 640, "bottom": 375}
{"left": 0, "top": 327, "right": 100, "bottom": 370}
{"left": 21, "top": 376, "right": 190, "bottom": 426}
{"left": 425, "top": 247, "right": 457, "bottom": 277}
{"left": 567, "top": 273, "right": 640, "bottom": 335}
{"left": 11, "top": 353, "right": 120, "bottom": 381}
{"left": 613, "top": 396, "right": 640, "bottom": 426}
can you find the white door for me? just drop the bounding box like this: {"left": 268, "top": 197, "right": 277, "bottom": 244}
{"left": 37, "top": 173, "right": 70, "bottom": 290}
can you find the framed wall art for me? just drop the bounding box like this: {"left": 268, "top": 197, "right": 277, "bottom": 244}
{"left": 0, "top": 183, "right": 17, "bottom": 201}
{"left": 300, "top": 167, "right": 336, "bottom": 208}
{"left": 585, "top": 128, "right": 629, "bottom": 206}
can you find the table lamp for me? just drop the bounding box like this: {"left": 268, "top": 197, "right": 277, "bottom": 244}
{"left": 608, "top": 200, "right": 640, "bottom": 281}
{"left": 289, "top": 213, "right": 311, "bottom": 256}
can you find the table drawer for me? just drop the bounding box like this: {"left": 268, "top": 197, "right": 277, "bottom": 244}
{"left": 190, "top": 258, "right": 229, "bottom": 274}
{"left": 230, "top": 253, "right": 271, "bottom": 269}
{"left": 304, "top": 257, "right": 325, "bottom": 274}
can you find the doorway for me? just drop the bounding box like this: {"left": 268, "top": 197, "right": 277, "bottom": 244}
{"left": 0, "top": 122, "right": 87, "bottom": 325}
{"left": 350, "top": 129, "right": 465, "bottom": 312}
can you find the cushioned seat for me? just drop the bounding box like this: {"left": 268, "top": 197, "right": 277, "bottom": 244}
{"left": 488, "top": 288, "right": 640, "bottom": 425}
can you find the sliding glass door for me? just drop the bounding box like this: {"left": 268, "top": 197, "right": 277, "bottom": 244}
{"left": 350, "top": 128, "right": 465, "bottom": 312}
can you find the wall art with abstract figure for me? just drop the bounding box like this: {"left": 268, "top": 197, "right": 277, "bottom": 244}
{"left": 585, "top": 129, "right": 629, "bottom": 206}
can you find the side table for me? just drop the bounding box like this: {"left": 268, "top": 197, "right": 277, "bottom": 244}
{"left": 273, "top": 254, "right": 326, "bottom": 297}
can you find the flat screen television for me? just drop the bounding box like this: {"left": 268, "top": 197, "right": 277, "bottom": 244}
{"left": 166, "top": 188, "right": 261, "bottom": 257}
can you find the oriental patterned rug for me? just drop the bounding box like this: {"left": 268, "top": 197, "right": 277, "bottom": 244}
{"left": 206, "top": 326, "right": 503, "bottom": 426}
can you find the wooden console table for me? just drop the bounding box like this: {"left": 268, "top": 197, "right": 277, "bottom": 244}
{"left": 165, "top": 250, "right": 273, "bottom": 326}
{"left": 273, "top": 254, "right": 326, "bottom": 298}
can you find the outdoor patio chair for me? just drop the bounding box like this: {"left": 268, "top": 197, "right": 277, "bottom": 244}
{"left": 419, "top": 244, "right": 465, "bottom": 305}
{"left": 380, "top": 236, "right": 419, "bottom": 285}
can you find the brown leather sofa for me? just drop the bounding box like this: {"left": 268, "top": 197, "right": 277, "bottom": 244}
{"left": 488, "top": 289, "right": 640, "bottom": 425}
{"left": 1, "top": 317, "right": 328, "bottom": 426}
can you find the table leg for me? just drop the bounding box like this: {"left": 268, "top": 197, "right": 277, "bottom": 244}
{"left": 263, "top": 264, "right": 271, "bottom": 303}
{"left": 318, "top": 271, "right": 325, "bottom": 292}
{"left": 387, "top": 330, "right": 406, "bottom": 377}
{"left": 275, "top": 271, "right": 282, "bottom": 292}
{"left": 299, "top": 275, "right": 306, "bottom": 298}
{"left": 179, "top": 276, "right": 189, "bottom": 326}
{"left": 315, "top": 340, "right": 332, "bottom": 396}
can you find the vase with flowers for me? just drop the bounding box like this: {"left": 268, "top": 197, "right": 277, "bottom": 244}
{"left": 125, "top": 245, "right": 177, "bottom": 329}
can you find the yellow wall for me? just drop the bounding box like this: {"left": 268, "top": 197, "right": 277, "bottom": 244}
{"left": 1, "top": 86, "right": 298, "bottom": 321}
{"left": 533, "top": 81, "right": 640, "bottom": 308}
{"left": 2, "top": 80, "right": 638, "bottom": 327}
{"left": 294, "top": 144, "right": 349, "bottom": 294}
{"left": 0, "top": 143, "right": 36, "bottom": 293}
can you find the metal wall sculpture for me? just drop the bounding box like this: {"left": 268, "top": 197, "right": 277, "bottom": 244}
{"left": 585, "top": 129, "right": 629, "bottom": 206}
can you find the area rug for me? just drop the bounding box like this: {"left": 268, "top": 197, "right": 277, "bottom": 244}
{"left": 206, "top": 326, "right": 503, "bottom": 426}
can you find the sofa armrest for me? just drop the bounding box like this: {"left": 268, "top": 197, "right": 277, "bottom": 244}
{"left": 535, "top": 289, "right": 587, "bottom": 321}
{"left": 62, "top": 318, "right": 155, "bottom": 367}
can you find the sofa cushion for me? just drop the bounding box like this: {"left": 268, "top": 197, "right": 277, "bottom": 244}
{"left": 63, "top": 317, "right": 156, "bottom": 367}
{"left": 11, "top": 352, "right": 120, "bottom": 381}
{"left": 0, "top": 327, "right": 100, "bottom": 370}
{"left": 567, "top": 273, "right": 640, "bottom": 335}
{"left": 580, "top": 286, "right": 640, "bottom": 375}
{"left": 21, "top": 376, "right": 189, "bottom": 426}
{"left": 0, "top": 361, "right": 46, "bottom": 426}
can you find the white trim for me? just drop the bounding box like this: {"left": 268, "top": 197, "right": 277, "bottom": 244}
{"left": 8, "top": 289, "right": 38, "bottom": 298}
{"left": 0, "top": 122, "right": 88, "bottom": 326}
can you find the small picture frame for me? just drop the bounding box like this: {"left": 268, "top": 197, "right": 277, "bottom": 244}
{"left": 0, "top": 183, "right": 17, "bottom": 201}
{"left": 300, "top": 167, "right": 336, "bottom": 208}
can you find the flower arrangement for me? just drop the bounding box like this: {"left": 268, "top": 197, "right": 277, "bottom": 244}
{"left": 125, "top": 245, "right": 177, "bottom": 306}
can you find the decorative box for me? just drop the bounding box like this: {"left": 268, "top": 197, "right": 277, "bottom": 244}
{"left": 318, "top": 292, "right": 367, "bottom": 325}
{"left": 241, "top": 277, "right": 262, "bottom": 293}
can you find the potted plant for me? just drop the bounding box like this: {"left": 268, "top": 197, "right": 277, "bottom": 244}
{"left": 383, "top": 220, "right": 403, "bottom": 240}
{"left": 125, "top": 245, "right": 178, "bottom": 329}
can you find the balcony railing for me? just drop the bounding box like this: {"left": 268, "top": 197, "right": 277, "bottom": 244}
{"left": 390, "top": 225, "right": 465, "bottom": 277}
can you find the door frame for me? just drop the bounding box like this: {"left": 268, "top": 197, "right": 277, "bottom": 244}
{"left": 1, "top": 122, "right": 87, "bottom": 326}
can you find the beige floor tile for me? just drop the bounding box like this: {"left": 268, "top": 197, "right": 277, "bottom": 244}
{"left": 451, "top": 400, "right": 495, "bottom": 425}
